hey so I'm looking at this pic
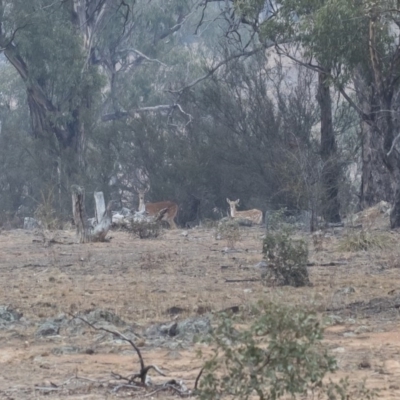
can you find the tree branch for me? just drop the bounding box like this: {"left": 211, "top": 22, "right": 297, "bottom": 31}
{"left": 168, "top": 46, "right": 265, "bottom": 94}
{"left": 119, "top": 48, "right": 167, "bottom": 67}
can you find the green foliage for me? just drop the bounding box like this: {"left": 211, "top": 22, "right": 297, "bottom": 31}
{"left": 216, "top": 218, "right": 241, "bottom": 248}
{"left": 198, "top": 302, "right": 375, "bottom": 400}
{"left": 262, "top": 230, "right": 310, "bottom": 287}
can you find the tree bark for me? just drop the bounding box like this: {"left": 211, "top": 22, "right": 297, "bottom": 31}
{"left": 71, "top": 185, "right": 89, "bottom": 243}
{"left": 316, "top": 69, "right": 341, "bottom": 223}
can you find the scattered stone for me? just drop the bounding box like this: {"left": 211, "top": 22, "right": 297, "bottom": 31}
{"left": 36, "top": 322, "right": 60, "bottom": 337}
{"left": 181, "top": 231, "right": 188, "bottom": 237}
{"left": 166, "top": 306, "right": 186, "bottom": 316}
{"left": 335, "top": 286, "right": 356, "bottom": 296}
{"left": 0, "top": 306, "right": 23, "bottom": 327}
{"left": 145, "top": 316, "right": 211, "bottom": 344}
{"left": 358, "top": 360, "right": 371, "bottom": 369}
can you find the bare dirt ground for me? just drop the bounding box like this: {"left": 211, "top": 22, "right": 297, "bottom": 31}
{"left": 1, "top": 215, "right": 400, "bottom": 399}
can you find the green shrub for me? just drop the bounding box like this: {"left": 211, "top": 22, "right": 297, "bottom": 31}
{"left": 262, "top": 230, "right": 310, "bottom": 287}
{"left": 198, "top": 302, "right": 375, "bottom": 400}
{"left": 216, "top": 218, "right": 241, "bottom": 248}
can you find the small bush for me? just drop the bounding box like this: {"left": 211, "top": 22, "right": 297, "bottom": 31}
{"left": 34, "top": 188, "right": 61, "bottom": 230}
{"left": 262, "top": 230, "right": 310, "bottom": 287}
{"left": 338, "top": 229, "right": 395, "bottom": 252}
{"left": 216, "top": 218, "right": 241, "bottom": 248}
{"left": 130, "top": 219, "right": 161, "bottom": 239}
{"left": 265, "top": 207, "right": 289, "bottom": 231}
{"left": 198, "top": 302, "right": 375, "bottom": 400}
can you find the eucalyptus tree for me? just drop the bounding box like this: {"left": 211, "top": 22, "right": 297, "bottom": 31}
{"left": 0, "top": 0, "right": 202, "bottom": 214}
{"left": 253, "top": 0, "right": 400, "bottom": 228}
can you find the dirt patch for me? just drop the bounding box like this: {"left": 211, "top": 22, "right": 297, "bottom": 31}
{"left": 0, "top": 225, "right": 400, "bottom": 398}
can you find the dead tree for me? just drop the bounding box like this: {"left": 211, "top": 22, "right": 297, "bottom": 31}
{"left": 71, "top": 185, "right": 114, "bottom": 243}
{"left": 92, "top": 199, "right": 114, "bottom": 242}
{"left": 71, "top": 185, "right": 89, "bottom": 243}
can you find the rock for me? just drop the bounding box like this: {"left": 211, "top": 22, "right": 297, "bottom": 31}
{"left": 0, "top": 306, "right": 22, "bottom": 323}
{"left": 144, "top": 316, "right": 211, "bottom": 343}
{"left": 0, "top": 305, "right": 23, "bottom": 329}
{"left": 36, "top": 322, "right": 60, "bottom": 337}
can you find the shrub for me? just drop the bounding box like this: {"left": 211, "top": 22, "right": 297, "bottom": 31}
{"left": 129, "top": 219, "right": 161, "bottom": 239}
{"left": 338, "top": 229, "right": 395, "bottom": 252}
{"left": 262, "top": 230, "right": 310, "bottom": 287}
{"left": 198, "top": 302, "right": 375, "bottom": 400}
{"left": 216, "top": 218, "right": 241, "bottom": 248}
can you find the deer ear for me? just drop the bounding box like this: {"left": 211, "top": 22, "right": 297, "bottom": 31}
{"left": 235, "top": 199, "right": 240, "bottom": 205}
{"left": 226, "top": 198, "right": 230, "bottom": 204}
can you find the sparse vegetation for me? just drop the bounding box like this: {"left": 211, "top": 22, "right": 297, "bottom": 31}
{"left": 198, "top": 302, "right": 375, "bottom": 400}
{"left": 338, "top": 229, "right": 395, "bottom": 252}
{"left": 129, "top": 219, "right": 162, "bottom": 239}
{"left": 262, "top": 229, "right": 310, "bottom": 287}
{"left": 216, "top": 218, "right": 241, "bottom": 248}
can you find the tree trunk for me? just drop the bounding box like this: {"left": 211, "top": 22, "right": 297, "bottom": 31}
{"left": 353, "top": 70, "right": 393, "bottom": 208}
{"left": 94, "top": 191, "right": 106, "bottom": 224}
{"left": 316, "top": 69, "right": 341, "bottom": 223}
{"left": 71, "top": 185, "right": 89, "bottom": 243}
{"left": 91, "top": 199, "right": 113, "bottom": 242}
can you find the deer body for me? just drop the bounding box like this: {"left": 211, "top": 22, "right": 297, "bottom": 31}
{"left": 226, "top": 198, "right": 263, "bottom": 225}
{"left": 138, "top": 190, "right": 178, "bottom": 229}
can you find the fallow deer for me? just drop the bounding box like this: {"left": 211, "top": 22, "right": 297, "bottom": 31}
{"left": 226, "top": 198, "right": 263, "bottom": 225}
{"left": 137, "top": 187, "right": 178, "bottom": 229}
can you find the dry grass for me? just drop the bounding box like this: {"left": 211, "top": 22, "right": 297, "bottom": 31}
{"left": 0, "top": 223, "right": 399, "bottom": 398}
{"left": 337, "top": 229, "right": 396, "bottom": 252}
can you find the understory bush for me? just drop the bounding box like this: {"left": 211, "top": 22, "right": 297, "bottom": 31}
{"left": 198, "top": 302, "right": 375, "bottom": 400}
{"left": 262, "top": 229, "right": 310, "bottom": 287}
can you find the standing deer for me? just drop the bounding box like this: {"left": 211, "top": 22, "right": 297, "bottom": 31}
{"left": 137, "top": 187, "right": 178, "bottom": 229}
{"left": 226, "top": 198, "right": 263, "bottom": 225}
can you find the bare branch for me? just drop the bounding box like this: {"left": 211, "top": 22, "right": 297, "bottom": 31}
{"left": 169, "top": 46, "right": 265, "bottom": 94}
{"left": 69, "top": 314, "right": 145, "bottom": 373}
{"left": 102, "top": 103, "right": 192, "bottom": 124}
{"left": 387, "top": 132, "right": 400, "bottom": 156}
{"left": 119, "top": 47, "right": 167, "bottom": 67}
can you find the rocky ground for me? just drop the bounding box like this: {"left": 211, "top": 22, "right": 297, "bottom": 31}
{"left": 1, "top": 208, "right": 400, "bottom": 399}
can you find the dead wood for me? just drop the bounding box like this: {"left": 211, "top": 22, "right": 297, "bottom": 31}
{"left": 71, "top": 186, "right": 114, "bottom": 243}
{"left": 71, "top": 185, "right": 89, "bottom": 243}
{"left": 68, "top": 313, "right": 195, "bottom": 396}
{"left": 70, "top": 314, "right": 165, "bottom": 385}
{"left": 94, "top": 191, "right": 106, "bottom": 224}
